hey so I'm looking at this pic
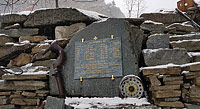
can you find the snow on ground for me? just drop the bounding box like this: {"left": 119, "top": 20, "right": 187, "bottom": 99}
{"left": 65, "top": 97, "right": 150, "bottom": 108}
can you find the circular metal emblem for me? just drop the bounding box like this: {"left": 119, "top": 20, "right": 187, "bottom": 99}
{"left": 119, "top": 75, "right": 144, "bottom": 98}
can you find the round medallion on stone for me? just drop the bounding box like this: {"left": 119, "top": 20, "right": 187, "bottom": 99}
{"left": 119, "top": 75, "right": 144, "bottom": 98}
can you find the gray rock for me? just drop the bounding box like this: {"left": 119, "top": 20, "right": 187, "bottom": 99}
{"left": 0, "top": 105, "right": 15, "bottom": 109}
{"left": 0, "top": 14, "right": 27, "bottom": 27}
{"left": 55, "top": 23, "right": 86, "bottom": 39}
{"left": 0, "top": 28, "right": 39, "bottom": 37}
{"left": 140, "top": 12, "right": 187, "bottom": 24}
{"left": 45, "top": 96, "right": 65, "bottom": 109}
{"left": 185, "top": 103, "right": 200, "bottom": 109}
{"left": 32, "top": 50, "right": 57, "bottom": 62}
{"left": 147, "top": 34, "right": 169, "bottom": 49}
{"left": 167, "top": 23, "right": 198, "bottom": 34}
{"left": 24, "top": 8, "right": 105, "bottom": 27}
{"left": 0, "top": 34, "right": 15, "bottom": 46}
{"left": 170, "top": 40, "right": 200, "bottom": 52}
{"left": 170, "top": 33, "right": 200, "bottom": 41}
{"left": 140, "top": 20, "right": 167, "bottom": 33}
{"left": 61, "top": 18, "right": 144, "bottom": 97}
{"left": 143, "top": 48, "right": 191, "bottom": 66}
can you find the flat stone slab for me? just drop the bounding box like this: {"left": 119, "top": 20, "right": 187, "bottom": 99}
{"left": 142, "top": 64, "right": 182, "bottom": 76}
{"left": 143, "top": 48, "right": 191, "bottom": 66}
{"left": 170, "top": 40, "right": 200, "bottom": 52}
{"left": 146, "top": 34, "right": 169, "bottom": 49}
{"left": 45, "top": 96, "right": 65, "bottom": 109}
{"left": 61, "top": 18, "right": 144, "bottom": 97}
{"left": 140, "top": 12, "right": 186, "bottom": 24}
{"left": 0, "top": 14, "right": 27, "bottom": 27}
{"left": 153, "top": 90, "right": 181, "bottom": 98}
{"left": 182, "top": 62, "right": 200, "bottom": 71}
{"left": 170, "top": 33, "right": 200, "bottom": 41}
{"left": 24, "top": 8, "right": 105, "bottom": 27}
{"left": 0, "top": 28, "right": 39, "bottom": 37}
{"left": 2, "top": 74, "right": 47, "bottom": 80}
{"left": 155, "top": 101, "right": 184, "bottom": 108}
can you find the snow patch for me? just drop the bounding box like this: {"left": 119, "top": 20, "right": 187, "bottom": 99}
{"left": 142, "top": 63, "right": 180, "bottom": 70}
{"left": 143, "top": 20, "right": 163, "bottom": 25}
{"left": 170, "top": 39, "right": 200, "bottom": 44}
{"left": 143, "top": 48, "right": 169, "bottom": 54}
{"left": 189, "top": 52, "right": 200, "bottom": 56}
{"left": 65, "top": 97, "right": 150, "bottom": 108}
{"left": 0, "top": 34, "right": 8, "bottom": 36}
{"left": 77, "top": 8, "right": 107, "bottom": 20}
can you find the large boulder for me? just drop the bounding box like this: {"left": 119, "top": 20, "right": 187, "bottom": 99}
{"left": 143, "top": 48, "right": 191, "bottom": 66}
{"left": 60, "top": 18, "right": 144, "bottom": 97}
{"left": 55, "top": 23, "right": 86, "bottom": 39}
{"left": 24, "top": 8, "right": 105, "bottom": 27}
{"left": 147, "top": 34, "right": 169, "bottom": 49}
{"left": 140, "top": 12, "right": 187, "bottom": 24}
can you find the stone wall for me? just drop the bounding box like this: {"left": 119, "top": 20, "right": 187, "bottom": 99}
{"left": 1, "top": 8, "right": 200, "bottom": 108}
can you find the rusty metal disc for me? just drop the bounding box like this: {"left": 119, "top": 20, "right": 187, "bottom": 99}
{"left": 119, "top": 75, "right": 144, "bottom": 98}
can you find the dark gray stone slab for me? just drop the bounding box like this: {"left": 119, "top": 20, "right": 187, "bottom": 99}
{"left": 143, "top": 48, "right": 191, "bottom": 66}
{"left": 0, "top": 14, "right": 27, "bottom": 27}
{"left": 185, "top": 103, "right": 200, "bottom": 109}
{"left": 44, "top": 96, "right": 65, "bottom": 109}
{"left": 147, "top": 34, "right": 169, "bottom": 49}
{"left": 61, "top": 18, "right": 144, "bottom": 97}
{"left": 24, "top": 8, "right": 105, "bottom": 27}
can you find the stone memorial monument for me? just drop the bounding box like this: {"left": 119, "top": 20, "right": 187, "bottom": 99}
{"left": 60, "top": 18, "right": 144, "bottom": 97}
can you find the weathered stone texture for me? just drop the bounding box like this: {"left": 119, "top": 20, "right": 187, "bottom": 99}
{"left": 55, "top": 23, "right": 86, "bottom": 39}
{"left": 143, "top": 48, "right": 191, "bottom": 66}
{"left": 146, "top": 34, "right": 169, "bottom": 49}
{"left": 19, "top": 36, "right": 48, "bottom": 43}
{"left": 171, "top": 40, "right": 200, "bottom": 52}
{"left": 11, "top": 98, "right": 40, "bottom": 105}
{"left": 0, "top": 28, "right": 39, "bottom": 37}
{"left": 140, "top": 13, "right": 186, "bottom": 24}
{"left": 140, "top": 20, "right": 167, "bottom": 33}
{"left": 44, "top": 96, "right": 65, "bottom": 109}
{"left": 0, "top": 34, "right": 15, "bottom": 46}
{"left": 24, "top": 8, "right": 102, "bottom": 27}
{"left": 61, "top": 18, "right": 144, "bottom": 97}
{"left": 0, "top": 14, "right": 27, "bottom": 27}
{"left": 7, "top": 53, "right": 32, "bottom": 67}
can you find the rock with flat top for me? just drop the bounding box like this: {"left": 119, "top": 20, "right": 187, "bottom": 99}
{"left": 140, "top": 20, "right": 167, "bottom": 33}
{"left": 153, "top": 90, "right": 181, "bottom": 98}
{"left": 143, "top": 48, "right": 191, "bottom": 66}
{"left": 167, "top": 23, "right": 197, "bottom": 34}
{"left": 155, "top": 101, "right": 184, "bottom": 107}
{"left": 19, "top": 36, "right": 48, "bottom": 43}
{"left": 45, "top": 96, "right": 65, "bottom": 109}
{"left": 0, "top": 34, "right": 15, "bottom": 46}
{"left": 0, "top": 14, "right": 27, "bottom": 27}
{"left": 24, "top": 8, "right": 104, "bottom": 27}
{"left": 11, "top": 98, "right": 40, "bottom": 105}
{"left": 171, "top": 40, "right": 200, "bottom": 52}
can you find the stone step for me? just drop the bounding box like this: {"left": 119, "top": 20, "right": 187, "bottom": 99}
{"left": 170, "top": 39, "right": 200, "bottom": 52}
{"left": 170, "top": 33, "right": 200, "bottom": 41}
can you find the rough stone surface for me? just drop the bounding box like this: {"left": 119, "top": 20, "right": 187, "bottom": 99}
{"left": 0, "top": 28, "right": 39, "bottom": 37}
{"left": 24, "top": 8, "right": 103, "bottom": 27}
{"left": 44, "top": 96, "right": 65, "bottom": 109}
{"left": 0, "top": 96, "right": 8, "bottom": 105}
{"left": 147, "top": 34, "right": 169, "bottom": 49}
{"left": 31, "top": 43, "right": 50, "bottom": 54}
{"left": 0, "top": 105, "right": 15, "bottom": 109}
{"left": 140, "top": 12, "right": 187, "bottom": 24}
{"left": 7, "top": 53, "right": 32, "bottom": 67}
{"left": 19, "top": 36, "right": 48, "bottom": 43}
{"left": 0, "top": 80, "right": 47, "bottom": 90}
{"left": 193, "top": 77, "right": 200, "bottom": 86}
{"left": 164, "top": 81, "right": 183, "bottom": 85}
{"left": 33, "top": 59, "right": 55, "bottom": 68}
{"left": 170, "top": 33, "right": 200, "bottom": 41}
{"left": 150, "top": 85, "right": 180, "bottom": 91}
{"left": 11, "top": 98, "right": 39, "bottom": 105}
{"left": 55, "top": 23, "right": 86, "bottom": 39}
{"left": 155, "top": 101, "right": 184, "bottom": 107}
{"left": 170, "top": 40, "right": 200, "bottom": 52}
{"left": 140, "top": 20, "right": 167, "bottom": 33}
{"left": 189, "top": 86, "right": 200, "bottom": 98}
{"left": 22, "top": 91, "right": 36, "bottom": 97}
{"left": 32, "top": 50, "right": 56, "bottom": 62}
{"left": 0, "top": 14, "right": 27, "bottom": 27}
{"left": 185, "top": 103, "right": 200, "bottom": 109}
{"left": 0, "top": 34, "right": 15, "bottom": 46}
{"left": 2, "top": 74, "right": 47, "bottom": 80}
{"left": 61, "top": 18, "right": 144, "bottom": 97}
{"left": 0, "top": 44, "right": 35, "bottom": 66}
{"left": 163, "top": 76, "right": 183, "bottom": 82}
{"left": 143, "top": 48, "right": 191, "bottom": 66}
{"left": 182, "top": 62, "right": 200, "bottom": 71}
{"left": 153, "top": 90, "right": 181, "bottom": 98}
{"left": 142, "top": 65, "right": 182, "bottom": 76}
{"left": 167, "top": 23, "right": 197, "bottom": 34}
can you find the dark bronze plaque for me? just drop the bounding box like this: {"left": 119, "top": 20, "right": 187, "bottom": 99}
{"left": 74, "top": 37, "right": 122, "bottom": 79}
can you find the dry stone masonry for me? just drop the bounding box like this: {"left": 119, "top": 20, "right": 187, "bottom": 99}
{"left": 1, "top": 7, "right": 200, "bottom": 108}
